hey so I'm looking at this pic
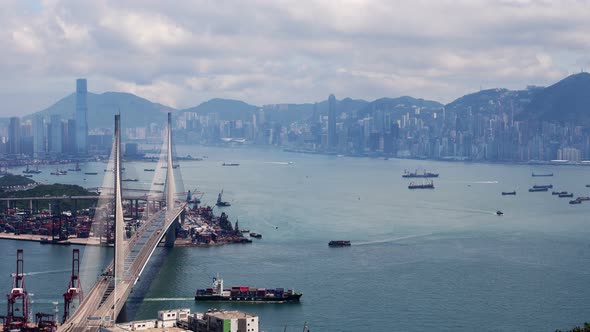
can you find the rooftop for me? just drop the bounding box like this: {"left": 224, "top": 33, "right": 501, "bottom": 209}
{"left": 206, "top": 310, "right": 257, "bottom": 319}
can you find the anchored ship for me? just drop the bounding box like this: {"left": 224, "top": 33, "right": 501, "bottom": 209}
{"left": 402, "top": 169, "right": 439, "bottom": 178}
{"left": 532, "top": 172, "right": 553, "bottom": 177}
{"left": 408, "top": 180, "right": 434, "bottom": 189}
{"left": 195, "top": 274, "right": 302, "bottom": 303}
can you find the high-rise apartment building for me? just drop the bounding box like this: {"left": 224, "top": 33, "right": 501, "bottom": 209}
{"left": 33, "top": 115, "right": 45, "bottom": 155}
{"left": 8, "top": 117, "right": 21, "bottom": 155}
{"left": 76, "top": 78, "right": 88, "bottom": 154}
{"left": 49, "top": 114, "right": 63, "bottom": 154}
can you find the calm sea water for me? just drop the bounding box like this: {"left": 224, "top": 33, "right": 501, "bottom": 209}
{"left": 2, "top": 146, "right": 590, "bottom": 331}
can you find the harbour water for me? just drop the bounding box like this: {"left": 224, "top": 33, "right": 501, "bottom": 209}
{"left": 1, "top": 146, "right": 590, "bottom": 331}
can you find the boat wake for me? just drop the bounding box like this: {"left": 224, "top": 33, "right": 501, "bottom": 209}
{"left": 142, "top": 297, "right": 194, "bottom": 302}
{"left": 354, "top": 232, "right": 436, "bottom": 246}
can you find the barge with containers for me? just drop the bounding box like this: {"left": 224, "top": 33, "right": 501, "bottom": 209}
{"left": 195, "top": 274, "right": 302, "bottom": 303}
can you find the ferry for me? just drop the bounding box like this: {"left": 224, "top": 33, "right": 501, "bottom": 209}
{"left": 402, "top": 169, "right": 439, "bottom": 178}
{"left": 195, "top": 274, "right": 302, "bottom": 303}
{"left": 408, "top": 180, "right": 434, "bottom": 189}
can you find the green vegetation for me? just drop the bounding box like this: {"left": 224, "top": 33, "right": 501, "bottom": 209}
{"left": 0, "top": 174, "right": 36, "bottom": 188}
{"left": 0, "top": 183, "right": 98, "bottom": 211}
{"left": 556, "top": 322, "right": 590, "bottom": 332}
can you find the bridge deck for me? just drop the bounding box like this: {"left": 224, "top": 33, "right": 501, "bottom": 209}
{"left": 58, "top": 204, "right": 186, "bottom": 331}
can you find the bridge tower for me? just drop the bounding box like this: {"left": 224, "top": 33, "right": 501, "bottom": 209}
{"left": 113, "top": 114, "right": 125, "bottom": 322}
{"left": 164, "top": 112, "right": 181, "bottom": 247}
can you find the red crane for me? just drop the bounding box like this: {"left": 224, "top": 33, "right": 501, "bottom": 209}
{"left": 5, "top": 249, "right": 29, "bottom": 331}
{"left": 62, "top": 249, "right": 83, "bottom": 323}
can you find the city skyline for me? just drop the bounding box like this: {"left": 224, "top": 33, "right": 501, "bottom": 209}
{"left": 1, "top": 1, "right": 590, "bottom": 116}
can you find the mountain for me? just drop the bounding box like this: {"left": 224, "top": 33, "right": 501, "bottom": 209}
{"left": 445, "top": 88, "right": 537, "bottom": 117}
{"left": 180, "top": 98, "right": 259, "bottom": 121}
{"left": 357, "top": 96, "right": 443, "bottom": 119}
{"left": 26, "top": 92, "right": 176, "bottom": 129}
{"left": 517, "top": 72, "right": 590, "bottom": 124}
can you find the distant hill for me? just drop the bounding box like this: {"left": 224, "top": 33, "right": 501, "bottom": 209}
{"left": 445, "top": 88, "right": 537, "bottom": 117}
{"left": 180, "top": 98, "right": 259, "bottom": 121}
{"left": 357, "top": 96, "right": 443, "bottom": 119}
{"left": 517, "top": 72, "right": 590, "bottom": 124}
{"left": 26, "top": 92, "right": 176, "bottom": 129}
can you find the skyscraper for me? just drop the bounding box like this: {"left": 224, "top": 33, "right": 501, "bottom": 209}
{"left": 76, "top": 78, "right": 88, "bottom": 155}
{"left": 50, "top": 114, "right": 63, "bottom": 154}
{"left": 8, "top": 117, "right": 21, "bottom": 155}
{"left": 33, "top": 115, "right": 45, "bottom": 156}
{"left": 327, "top": 94, "right": 337, "bottom": 149}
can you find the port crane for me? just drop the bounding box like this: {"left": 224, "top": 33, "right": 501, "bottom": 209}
{"left": 62, "top": 249, "right": 83, "bottom": 323}
{"left": 5, "top": 249, "right": 30, "bottom": 331}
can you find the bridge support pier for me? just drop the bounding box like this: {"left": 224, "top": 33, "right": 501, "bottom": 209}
{"left": 164, "top": 218, "right": 180, "bottom": 247}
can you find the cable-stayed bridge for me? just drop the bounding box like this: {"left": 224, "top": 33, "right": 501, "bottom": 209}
{"left": 58, "top": 113, "right": 186, "bottom": 331}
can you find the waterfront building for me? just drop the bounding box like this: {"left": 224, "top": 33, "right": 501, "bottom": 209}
{"left": 188, "top": 309, "right": 259, "bottom": 332}
{"left": 75, "top": 78, "right": 88, "bottom": 155}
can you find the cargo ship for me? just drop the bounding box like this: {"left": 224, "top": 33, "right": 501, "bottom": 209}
{"left": 501, "top": 191, "right": 516, "bottom": 195}
{"left": 529, "top": 187, "right": 548, "bottom": 192}
{"left": 533, "top": 184, "right": 553, "bottom": 189}
{"left": 558, "top": 192, "right": 574, "bottom": 198}
{"left": 408, "top": 180, "right": 434, "bottom": 189}
{"left": 195, "top": 274, "right": 302, "bottom": 303}
{"left": 402, "top": 169, "right": 439, "bottom": 178}
{"left": 22, "top": 165, "right": 42, "bottom": 174}
{"left": 532, "top": 172, "right": 553, "bottom": 177}
{"left": 222, "top": 162, "right": 240, "bottom": 166}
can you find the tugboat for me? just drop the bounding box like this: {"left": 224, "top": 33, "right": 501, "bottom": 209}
{"left": 408, "top": 180, "right": 434, "bottom": 189}
{"left": 195, "top": 274, "right": 302, "bottom": 303}
{"left": 329, "top": 240, "right": 351, "bottom": 247}
{"left": 216, "top": 189, "right": 231, "bottom": 207}
{"left": 402, "top": 169, "right": 439, "bottom": 178}
{"left": 501, "top": 191, "right": 516, "bottom": 195}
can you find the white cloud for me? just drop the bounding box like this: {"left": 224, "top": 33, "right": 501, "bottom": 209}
{"left": 0, "top": 0, "right": 589, "bottom": 115}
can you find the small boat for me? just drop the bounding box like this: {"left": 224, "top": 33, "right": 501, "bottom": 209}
{"left": 329, "top": 240, "right": 351, "bottom": 247}
{"left": 222, "top": 162, "right": 240, "bottom": 166}
{"left": 122, "top": 178, "right": 139, "bottom": 182}
{"left": 496, "top": 210, "right": 504, "bottom": 216}
{"left": 501, "top": 191, "right": 516, "bottom": 195}
{"left": 153, "top": 182, "right": 164, "bottom": 186}
{"left": 532, "top": 172, "right": 553, "bottom": 177}
{"left": 569, "top": 199, "right": 582, "bottom": 205}
{"left": 84, "top": 172, "right": 98, "bottom": 175}
{"left": 529, "top": 187, "right": 548, "bottom": 192}
{"left": 408, "top": 180, "right": 434, "bottom": 189}
{"left": 586, "top": 185, "right": 590, "bottom": 188}
{"left": 558, "top": 193, "right": 574, "bottom": 198}
{"left": 249, "top": 233, "right": 262, "bottom": 239}
{"left": 23, "top": 174, "right": 33, "bottom": 178}
{"left": 144, "top": 168, "right": 155, "bottom": 172}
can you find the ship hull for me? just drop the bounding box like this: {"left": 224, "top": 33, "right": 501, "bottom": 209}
{"left": 195, "top": 294, "right": 302, "bottom": 303}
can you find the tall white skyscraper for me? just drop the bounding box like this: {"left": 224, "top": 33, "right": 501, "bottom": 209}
{"left": 76, "top": 78, "right": 88, "bottom": 154}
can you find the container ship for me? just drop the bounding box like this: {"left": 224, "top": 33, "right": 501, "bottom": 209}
{"left": 402, "top": 169, "right": 439, "bottom": 178}
{"left": 195, "top": 275, "right": 302, "bottom": 303}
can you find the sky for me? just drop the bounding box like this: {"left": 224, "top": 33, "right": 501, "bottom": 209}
{"left": 1, "top": 0, "right": 589, "bottom": 116}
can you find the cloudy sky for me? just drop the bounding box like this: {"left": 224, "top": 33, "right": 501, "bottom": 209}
{"left": 1, "top": 0, "right": 589, "bottom": 116}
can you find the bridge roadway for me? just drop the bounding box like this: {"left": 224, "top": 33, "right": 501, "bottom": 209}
{"left": 58, "top": 203, "right": 186, "bottom": 332}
